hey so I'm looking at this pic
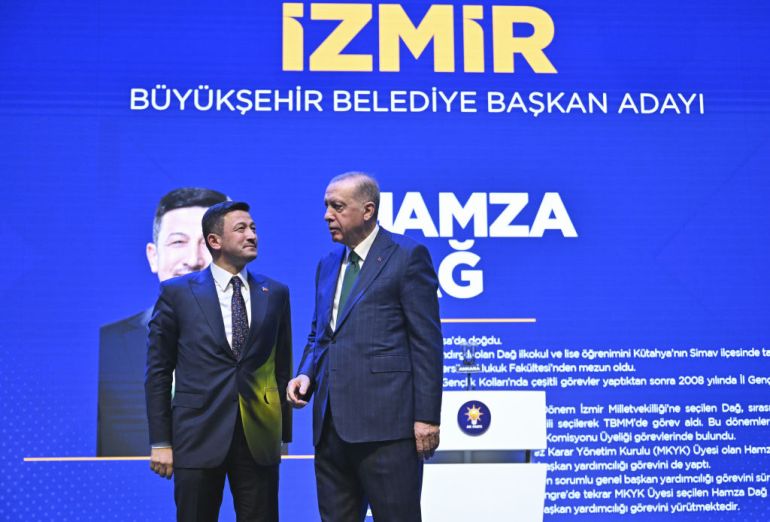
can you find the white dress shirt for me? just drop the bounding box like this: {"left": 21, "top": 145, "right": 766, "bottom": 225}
{"left": 210, "top": 262, "right": 252, "bottom": 348}
{"left": 331, "top": 225, "right": 379, "bottom": 331}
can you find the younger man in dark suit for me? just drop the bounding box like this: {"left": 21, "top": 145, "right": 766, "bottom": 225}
{"left": 147, "top": 201, "right": 291, "bottom": 521}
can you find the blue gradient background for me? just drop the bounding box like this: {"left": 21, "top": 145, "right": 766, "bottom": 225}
{"left": 1, "top": 0, "right": 768, "bottom": 520}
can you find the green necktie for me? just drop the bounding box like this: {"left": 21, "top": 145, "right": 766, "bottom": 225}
{"left": 338, "top": 250, "right": 361, "bottom": 313}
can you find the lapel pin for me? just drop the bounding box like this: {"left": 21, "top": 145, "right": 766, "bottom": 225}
{"left": 377, "top": 256, "right": 382, "bottom": 262}
{"left": 261, "top": 286, "right": 269, "bottom": 293}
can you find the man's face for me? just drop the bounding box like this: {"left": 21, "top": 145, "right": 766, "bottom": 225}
{"left": 324, "top": 179, "right": 374, "bottom": 248}
{"left": 216, "top": 210, "right": 258, "bottom": 265}
{"left": 146, "top": 206, "right": 210, "bottom": 282}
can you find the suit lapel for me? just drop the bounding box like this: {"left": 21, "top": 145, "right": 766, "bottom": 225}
{"left": 243, "top": 272, "right": 268, "bottom": 357}
{"left": 320, "top": 247, "right": 346, "bottom": 337}
{"left": 189, "top": 269, "right": 228, "bottom": 350}
{"left": 334, "top": 229, "right": 396, "bottom": 332}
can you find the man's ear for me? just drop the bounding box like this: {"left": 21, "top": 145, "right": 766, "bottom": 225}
{"left": 363, "top": 201, "right": 376, "bottom": 221}
{"left": 146, "top": 242, "right": 159, "bottom": 274}
{"left": 206, "top": 233, "right": 221, "bottom": 253}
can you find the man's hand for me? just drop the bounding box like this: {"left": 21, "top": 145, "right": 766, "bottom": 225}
{"left": 286, "top": 375, "right": 311, "bottom": 408}
{"left": 414, "top": 421, "right": 440, "bottom": 460}
{"left": 150, "top": 447, "right": 174, "bottom": 479}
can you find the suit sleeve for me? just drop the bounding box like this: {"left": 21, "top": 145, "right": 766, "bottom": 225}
{"left": 275, "top": 286, "right": 293, "bottom": 443}
{"left": 401, "top": 244, "right": 444, "bottom": 425}
{"left": 145, "top": 286, "right": 178, "bottom": 446}
{"left": 296, "top": 260, "right": 322, "bottom": 387}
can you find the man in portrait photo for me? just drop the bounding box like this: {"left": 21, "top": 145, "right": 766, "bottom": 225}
{"left": 97, "top": 187, "right": 228, "bottom": 456}
{"left": 287, "top": 172, "right": 443, "bottom": 521}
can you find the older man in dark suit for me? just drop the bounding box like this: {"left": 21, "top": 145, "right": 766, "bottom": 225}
{"left": 287, "top": 172, "right": 443, "bottom": 522}
{"left": 146, "top": 201, "right": 291, "bottom": 521}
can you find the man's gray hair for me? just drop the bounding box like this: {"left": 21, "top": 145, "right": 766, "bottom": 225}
{"left": 329, "top": 171, "right": 380, "bottom": 217}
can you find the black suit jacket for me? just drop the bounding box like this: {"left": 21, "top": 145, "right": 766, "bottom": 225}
{"left": 146, "top": 267, "right": 292, "bottom": 468}
{"left": 97, "top": 308, "right": 151, "bottom": 456}
{"left": 298, "top": 228, "right": 443, "bottom": 445}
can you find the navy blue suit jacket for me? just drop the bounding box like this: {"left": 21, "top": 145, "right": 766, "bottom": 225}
{"left": 145, "top": 267, "right": 292, "bottom": 468}
{"left": 298, "top": 228, "right": 443, "bottom": 445}
{"left": 98, "top": 308, "right": 151, "bottom": 456}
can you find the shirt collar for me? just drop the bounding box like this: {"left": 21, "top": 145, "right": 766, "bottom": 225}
{"left": 210, "top": 262, "right": 250, "bottom": 292}
{"left": 348, "top": 224, "right": 379, "bottom": 264}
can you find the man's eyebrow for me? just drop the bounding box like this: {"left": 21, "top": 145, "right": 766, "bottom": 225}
{"left": 165, "top": 232, "right": 190, "bottom": 239}
{"left": 231, "top": 220, "right": 253, "bottom": 229}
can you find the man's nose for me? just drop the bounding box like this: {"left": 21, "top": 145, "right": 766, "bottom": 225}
{"left": 186, "top": 241, "right": 208, "bottom": 269}
{"left": 324, "top": 207, "right": 333, "bottom": 222}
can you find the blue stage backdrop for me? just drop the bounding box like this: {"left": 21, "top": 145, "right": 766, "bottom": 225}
{"left": 1, "top": 0, "right": 769, "bottom": 520}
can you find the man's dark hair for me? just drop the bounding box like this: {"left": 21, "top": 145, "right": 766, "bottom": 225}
{"left": 153, "top": 187, "right": 228, "bottom": 242}
{"left": 202, "top": 201, "right": 251, "bottom": 254}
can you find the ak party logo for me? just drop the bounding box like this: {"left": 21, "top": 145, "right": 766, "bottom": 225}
{"left": 457, "top": 400, "right": 491, "bottom": 436}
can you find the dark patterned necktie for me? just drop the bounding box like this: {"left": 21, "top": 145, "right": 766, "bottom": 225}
{"left": 338, "top": 250, "right": 361, "bottom": 314}
{"left": 230, "top": 276, "right": 248, "bottom": 359}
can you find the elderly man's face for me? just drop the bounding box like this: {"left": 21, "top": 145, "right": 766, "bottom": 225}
{"left": 146, "top": 206, "right": 210, "bottom": 282}
{"left": 324, "top": 178, "right": 375, "bottom": 248}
